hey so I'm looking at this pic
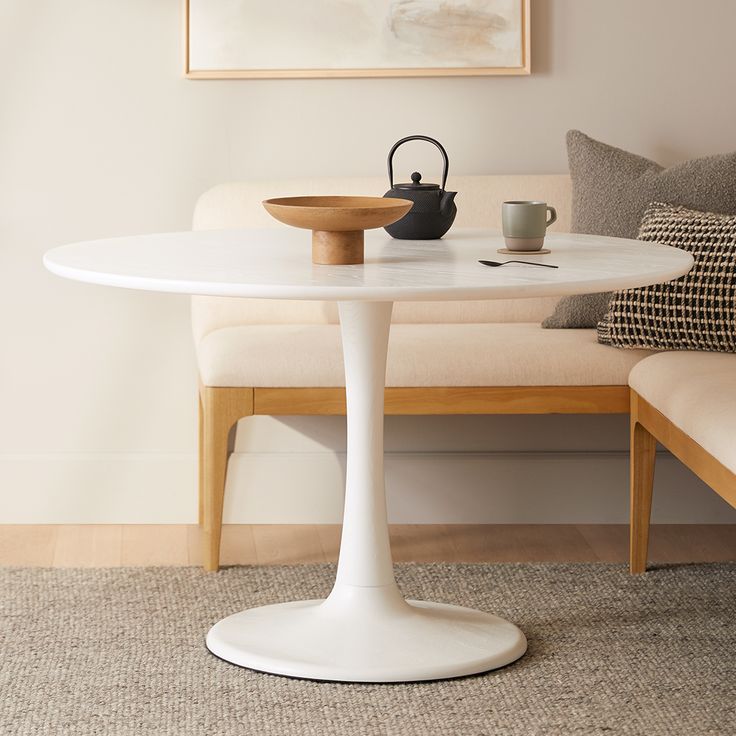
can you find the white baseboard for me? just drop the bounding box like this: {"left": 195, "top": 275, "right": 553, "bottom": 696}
{"left": 3, "top": 450, "right": 734, "bottom": 524}
{"left": 225, "top": 451, "right": 736, "bottom": 524}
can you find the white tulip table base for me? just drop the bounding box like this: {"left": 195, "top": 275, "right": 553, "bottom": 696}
{"left": 206, "top": 587, "right": 527, "bottom": 683}
{"left": 206, "top": 300, "right": 526, "bottom": 683}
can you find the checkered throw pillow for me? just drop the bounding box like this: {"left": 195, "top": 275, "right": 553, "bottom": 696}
{"left": 597, "top": 202, "right": 736, "bottom": 352}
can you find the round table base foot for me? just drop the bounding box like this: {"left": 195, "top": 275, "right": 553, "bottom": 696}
{"left": 206, "top": 598, "right": 527, "bottom": 683}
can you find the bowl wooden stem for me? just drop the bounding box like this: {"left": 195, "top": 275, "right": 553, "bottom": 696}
{"left": 312, "top": 230, "right": 364, "bottom": 265}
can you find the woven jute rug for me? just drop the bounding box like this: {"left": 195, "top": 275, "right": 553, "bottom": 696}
{"left": 1, "top": 563, "right": 734, "bottom": 735}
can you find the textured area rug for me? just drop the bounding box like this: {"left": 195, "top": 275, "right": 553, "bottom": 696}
{"left": 1, "top": 563, "right": 734, "bottom": 736}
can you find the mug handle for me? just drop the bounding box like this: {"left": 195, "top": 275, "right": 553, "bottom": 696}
{"left": 546, "top": 206, "right": 557, "bottom": 227}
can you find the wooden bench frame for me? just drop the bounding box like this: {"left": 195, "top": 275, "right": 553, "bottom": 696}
{"left": 198, "top": 384, "right": 629, "bottom": 571}
{"left": 629, "top": 390, "right": 736, "bottom": 574}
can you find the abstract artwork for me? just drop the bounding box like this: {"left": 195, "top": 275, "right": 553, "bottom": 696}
{"left": 185, "top": 0, "right": 530, "bottom": 78}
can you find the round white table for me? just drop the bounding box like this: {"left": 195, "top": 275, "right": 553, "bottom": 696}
{"left": 44, "top": 228, "right": 692, "bottom": 683}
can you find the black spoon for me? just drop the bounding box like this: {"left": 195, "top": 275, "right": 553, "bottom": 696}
{"left": 479, "top": 259, "right": 558, "bottom": 269}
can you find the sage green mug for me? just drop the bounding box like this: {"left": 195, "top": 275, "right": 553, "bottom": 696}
{"left": 502, "top": 201, "right": 558, "bottom": 251}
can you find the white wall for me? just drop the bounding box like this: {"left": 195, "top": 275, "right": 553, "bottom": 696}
{"left": 1, "top": 0, "right": 735, "bottom": 524}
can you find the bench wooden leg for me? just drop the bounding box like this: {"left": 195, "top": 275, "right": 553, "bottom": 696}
{"left": 199, "top": 385, "right": 253, "bottom": 572}
{"left": 198, "top": 392, "right": 204, "bottom": 527}
{"left": 630, "top": 392, "right": 657, "bottom": 574}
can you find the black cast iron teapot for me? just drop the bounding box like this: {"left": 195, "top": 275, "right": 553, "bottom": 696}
{"left": 383, "top": 135, "right": 457, "bottom": 240}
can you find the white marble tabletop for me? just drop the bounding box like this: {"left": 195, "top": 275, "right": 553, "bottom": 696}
{"left": 44, "top": 228, "right": 693, "bottom": 301}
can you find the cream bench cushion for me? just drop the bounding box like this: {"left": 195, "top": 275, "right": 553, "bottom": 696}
{"left": 629, "top": 352, "right": 736, "bottom": 473}
{"left": 191, "top": 175, "right": 572, "bottom": 341}
{"left": 198, "top": 322, "right": 654, "bottom": 387}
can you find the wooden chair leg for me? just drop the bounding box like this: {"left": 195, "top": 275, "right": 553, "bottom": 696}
{"left": 198, "top": 392, "right": 204, "bottom": 527}
{"left": 200, "top": 385, "right": 254, "bottom": 572}
{"left": 630, "top": 393, "right": 657, "bottom": 574}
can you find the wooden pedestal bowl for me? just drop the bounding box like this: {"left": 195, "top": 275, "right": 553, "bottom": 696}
{"left": 262, "top": 196, "right": 413, "bottom": 265}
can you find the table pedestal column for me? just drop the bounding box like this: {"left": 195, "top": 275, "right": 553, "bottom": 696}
{"left": 206, "top": 301, "right": 526, "bottom": 682}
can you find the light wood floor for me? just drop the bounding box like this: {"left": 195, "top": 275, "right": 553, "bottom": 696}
{"left": 0, "top": 524, "right": 734, "bottom": 567}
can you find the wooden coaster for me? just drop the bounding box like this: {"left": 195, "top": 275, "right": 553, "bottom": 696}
{"left": 497, "top": 248, "right": 551, "bottom": 255}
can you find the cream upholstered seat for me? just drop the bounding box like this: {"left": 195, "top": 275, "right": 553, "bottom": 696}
{"left": 197, "top": 323, "right": 654, "bottom": 388}
{"left": 628, "top": 351, "right": 736, "bottom": 573}
{"left": 193, "top": 174, "right": 638, "bottom": 572}
{"left": 629, "top": 352, "right": 736, "bottom": 474}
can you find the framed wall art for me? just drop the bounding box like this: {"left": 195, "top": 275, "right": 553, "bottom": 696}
{"left": 184, "top": 0, "right": 530, "bottom": 79}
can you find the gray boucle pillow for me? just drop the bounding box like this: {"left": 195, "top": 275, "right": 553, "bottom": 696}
{"left": 542, "top": 130, "right": 736, "bottom": 329}
{"left": 541, "top": 292, "right": 614, "bottom": 329}
{"left": 568, "top": 130, "right": 736, "bottom": 239}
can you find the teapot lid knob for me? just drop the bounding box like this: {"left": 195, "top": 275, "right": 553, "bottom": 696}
{"left": 411, "top": 171, "right": 422, "bottom": 184}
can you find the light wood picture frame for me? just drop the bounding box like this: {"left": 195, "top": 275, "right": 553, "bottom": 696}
{"left": 184, "top": 0, "right": 530, "bottom": 79}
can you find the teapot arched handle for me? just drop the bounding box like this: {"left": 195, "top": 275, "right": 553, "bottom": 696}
{"left": 387, "top": 135, "right": 449, "bottom": 191}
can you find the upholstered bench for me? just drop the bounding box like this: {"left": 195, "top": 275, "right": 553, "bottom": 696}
{"left": 629, "top": 351, "right": 736, "bottom": 573}
{"left": 193, "top": 175, "right": 656, "bottom": 571}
